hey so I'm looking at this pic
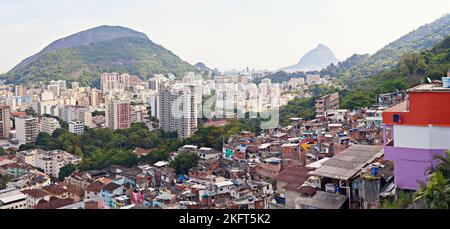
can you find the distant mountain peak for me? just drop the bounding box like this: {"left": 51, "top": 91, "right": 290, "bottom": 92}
{"left": 281, "top": 44, "right": 339, "bottom": 72}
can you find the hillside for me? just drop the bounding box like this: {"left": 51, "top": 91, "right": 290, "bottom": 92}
{"left": 1, "top": 26, "right": 196, "bottom": 85}
{"left": 282, "top": 44, "right": 339, "bottom": 72}
{"left": 340, "top": 35, "right": 450, "bottom": 110}
{"left": 278, "top": 35, "right": 450, "bottom": 123}
{"left": 322, "top": 14, "right": 450, "bottom": 82}
{"left": 253, "top": 71, "right": 307, "bottom": 84}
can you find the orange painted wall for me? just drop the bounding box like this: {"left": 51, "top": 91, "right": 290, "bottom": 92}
{"left": 383, "top": 92, "right": 450, "bottom": 126}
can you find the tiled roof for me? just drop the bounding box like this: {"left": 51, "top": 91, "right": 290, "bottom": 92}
{"left": 22, "top": 189, "right": 48, "bottom": 199}
{"left": 101, "top": 182, "right": 122, "bottom": 192}
{"left": 85, "top": 180, "right": 106, "bottom": 193}
{"left": 34, "top": 197, "right": 74, "bottom": 209}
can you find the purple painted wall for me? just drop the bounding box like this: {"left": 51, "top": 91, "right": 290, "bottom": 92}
{"left": 385, "top": 146, "right": 445, "bottom": 190}
{"left": 383, "top": 125, "right": 446, "bottom": 190}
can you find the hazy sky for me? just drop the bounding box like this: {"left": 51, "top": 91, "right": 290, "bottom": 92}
{"left": 0, "top": 0, "right": 449, "bottom": 73}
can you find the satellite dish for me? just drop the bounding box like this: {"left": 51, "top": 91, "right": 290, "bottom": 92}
{"left": 427, "top": 78, "right": 432, "bottom": 83}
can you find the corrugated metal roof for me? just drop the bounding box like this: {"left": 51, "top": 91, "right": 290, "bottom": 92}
{"left": 295, "top": 191, "right": 347, "bottom": 209}
{"left": 308, "top": 145, "right": 384, "bottom": 180}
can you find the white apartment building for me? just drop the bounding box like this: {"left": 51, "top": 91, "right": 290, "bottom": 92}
{"left": 148, "top": 93, "right": 160, "bottom": 120}
{"left": 40, "top": 117, "right": 61, "bottom": 134}
{"left": 15, "top": 116, "right": 39, "bottom": 145}
{"left": 69, "top": 120, "right": 85, "bottom": 135}
{"left": 159, "top": 85, "right": 197, "bottom": 139}
{"left": 34, "top": 150, "right": 81, "bottom": 178}
{"left": 60, "top": 106, "right": 92, "bottom": 128}
{"left": 100, "top": 73, "right": 141, "bottom": 92}
{"left": 16, "top": 149, "right": 44, "bottom": 166}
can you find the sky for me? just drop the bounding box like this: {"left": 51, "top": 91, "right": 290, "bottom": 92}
{"left": 0, "top": 0, "right": 449, "bottom": 73}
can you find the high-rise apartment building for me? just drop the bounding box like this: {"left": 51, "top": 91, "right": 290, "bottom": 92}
{"left": 105, "top": 99, "right": 132, "bottom": 130}
{"left": 159, "top": 85, "right": 197, "bottom": 139}
{"left": 60, "top": 106, "right": 92, "bottom": 128}
{"left": 100, "top": 73, "right": 141, "bottom": 92}
{"left": 14, "top": 85, "right": 27, "bottom": 97}
{"left": 0, "top": 105, "right": 11, "bottom": 139}
{"left": 15, "top": 116, "right": 39, "bottom": 145}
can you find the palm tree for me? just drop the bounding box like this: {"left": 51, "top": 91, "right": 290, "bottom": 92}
{"left": 431, "top": 150, "right": 450, "bottom": 179}
{"left": 414, "top": 170, "right": 450, "bottom": 209}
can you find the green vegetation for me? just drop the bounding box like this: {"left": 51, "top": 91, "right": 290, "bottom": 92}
{"left": 322, "top": 14, "right": 450, "bottom": 84}
{"left": 414, "top": 150, "right": 450, "bottom": 209}
{"left": 0, "top": 174, "right": 13, "bottom": 189}
{"left": 253, "top": 71, "right": 306, "bottom": 84}
{"left": 380, "top": 191, "right": 414, "bottom": 209}
{"left": 139, "top": 150, "right": 169, "bottom": 165}
{"left": 185, "top": 119, "right": 261, "bottom": 150}
{"left": 92, "top": 110, "right": 105, "bottom": 117}
{"left": 278, "top": 84, "right": 338, "bottom": 125}
{"left": 170, "top": 152, "right": 199, "bottom": 175}
{"left": 0, "top": 147, "right": 5, "bottom": 156}
{"left": 279, "top": 97, "right": 316, "bottom": 125}
{"left": 25, "top": 107, "right": 38, "bottom": 117}
{"left": 58, "top": 164, "right": 78, "bottom": 181}
{"left": 339, "top": 35, "right": 450, "bottom": 110}
{"left": 29, "top": 124, "right": 173, "bottom": 170}
{"left": 19, "top": 120, "right": 258, "bottom": 171}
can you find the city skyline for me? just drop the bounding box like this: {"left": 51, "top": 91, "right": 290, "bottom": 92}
{"left": 0, "top": 0, "right": 449, "bottom": 73}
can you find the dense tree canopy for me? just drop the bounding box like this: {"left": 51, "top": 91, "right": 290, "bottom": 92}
{"left": 169, "top": 153, "right": 199, "bottom": 175}
{"left": 58, "top": 164, "right": 78, "bottom": 181}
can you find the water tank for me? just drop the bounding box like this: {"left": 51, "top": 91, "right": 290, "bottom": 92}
{"left": 443, "top": 77, "right": 450, "bottom": 88}
{"left": 325, "top": 183, "right": 335, "bottom": 193}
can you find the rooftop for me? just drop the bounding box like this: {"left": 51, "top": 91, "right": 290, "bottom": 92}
{"left": 295, "top": 191, "right": 347, "bottom": 209}
{"left": 0, "top": 189, "right": 27, "bottom": 205}
{"left": 408, "top": 83, "right": 450, "bottom": 93}
{"left": 384, "top": 100, "right": 408, "bottom": 113}
{"left": 308, "top": 145, "right": 384, "bottom": 181}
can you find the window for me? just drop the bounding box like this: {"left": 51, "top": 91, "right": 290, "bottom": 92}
{"left": 393, "top": 114, "right": 401, "bottom": 123}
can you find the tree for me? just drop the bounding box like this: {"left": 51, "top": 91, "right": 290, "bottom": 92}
{"left": 414, "top": 171, "right": 450, "bottom": 209}
{"left": 52, "top": 128, "right": 68, "bottom": 138}
{"left": 430, "top": 150, "right": 450, "bottom": 179}
{"left": 400, "top": 52, "right": 427, "bottom": 77}
{"left": 58, "top": 164, "right": 77, "bottom": 181}
{"left": 169, "top": 153, "right": 199, "bottom": 175}
{"left": 59, "top": 119, "right": 69, "bottom": 130}
{"left": 139, "top": 150, "right": 169, "bottom": 165}
{"left": 0, "top": 174, "right": 13, "bottom": 189}
{"left": 0, "top": 147, "right": 5, "bottom": 156}
{"left": 25, "top": 107, "right": 38, "bottom": 117}
{"left": 92, "top": 110, "right": 105, "bottom": 117}
{"left": 19, "top": 143, "right": 37, "bottom": 151}
{"left": 413, "top": 150, "right": 450, "bottom": 209}
{"left": 36, "top": 132, "right": 53, "bottom": 150}
{"left": 380, "top": 191, "right": 413, "bottom": 209}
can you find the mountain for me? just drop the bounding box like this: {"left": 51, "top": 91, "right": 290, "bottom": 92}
{"left": 195, "top": 62, "right": 217, "bottom": 76}
{"left": 281, "top": 44, "right": 340, "bottom": 72}
{"left": 1, "top": 25, "right": 196, "bottom": 85}
{"left": 322, "top": 13, "right": 450, "bottom": 82}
